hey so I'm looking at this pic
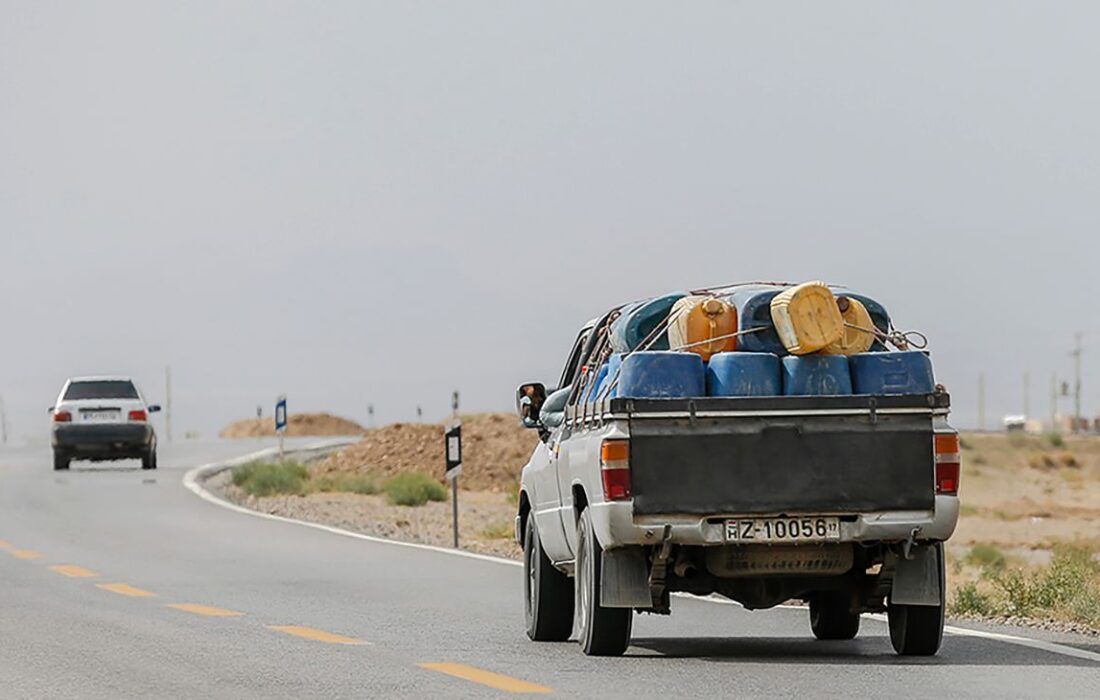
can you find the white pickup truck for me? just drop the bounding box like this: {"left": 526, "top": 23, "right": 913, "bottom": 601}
{"left": 515, "top": 315, "right": 960, "bottom": 657}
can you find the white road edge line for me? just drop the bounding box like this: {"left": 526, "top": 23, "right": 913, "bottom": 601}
{"left": 183, "top": 444, "right": 1100, "bottom": 665}
{"left": 182, "top": 442, "right": 521, "bottom": 568}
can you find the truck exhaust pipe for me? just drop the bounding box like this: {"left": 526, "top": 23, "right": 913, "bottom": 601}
{"left": 673, "top": 555, "right": 697, "bottom": 579}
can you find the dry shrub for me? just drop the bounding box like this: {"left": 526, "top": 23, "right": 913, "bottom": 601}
{"left": 1058, "top": 451, "right": 1080, "bottom": 469}
{"left": 1028, "top": 453, "right": 1057, "bottom": 470}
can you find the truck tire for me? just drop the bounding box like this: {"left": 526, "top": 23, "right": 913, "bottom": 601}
{"left": 888, "top": 543, "right": 945, "bottom": 656}
{"left": 53, "top": 450, "right": 70, "bottom": 471}
{"left": 575, "top": 507, "right": 632, "bottom": 656}
{"left": 524, "top": 515, "right": 574, "bottom": 641}
{"left": 810, "top": 591, "right": 860, "bottom": 640}
{"left": 141, "top": 448, "right": 157, "bottom": 470}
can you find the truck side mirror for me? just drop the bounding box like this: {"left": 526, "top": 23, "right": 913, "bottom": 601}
{"left": 516, "top": 382, "right": 548, "bottom": 428}
{"left": 147, "top": 405, "right": 162, "bottom": 413}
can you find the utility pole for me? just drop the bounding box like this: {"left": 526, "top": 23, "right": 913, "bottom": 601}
{"left": 367, "top": 404, "right": 374, "bottom": 428}
{"left": 1050, "top": 373, "right": 1058, "bottom": 433}
{"left": 165, "top": 366, "right": 173, "bottom": 443}
{"left": 1071, "top": 333, "right": 1083, "bottom": 434}
{"left": 1024, "top": 372, "right": 1030, "bottom": 419}
{"left": 978, "top": 373, "right": 986, "bottom": 432}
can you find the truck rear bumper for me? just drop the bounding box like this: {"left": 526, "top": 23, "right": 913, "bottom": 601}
{"left": 590, "top": 495, "right": 959, "bottom": 549}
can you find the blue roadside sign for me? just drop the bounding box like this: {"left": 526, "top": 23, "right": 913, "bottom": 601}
{"left": 275, "top": 395, "right": 288, "bottom": 433}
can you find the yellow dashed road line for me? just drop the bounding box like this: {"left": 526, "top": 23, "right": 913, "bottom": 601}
{"left": 167, "top": 603, "right": 244, "bottom": 617}
{"left": 97, "top": 583, "right": 157, "bottom": 597}
{"left": 268, "top": 625, "right": 367, "bottom": 645}
{"left": 419, "top": 663, "right": 552, "bottom": 694}
{"left": 49, "top": 564, "right": 99, "bottom": 578}
{"left": 9, "top": 549, "right": 44, "bottom": 560}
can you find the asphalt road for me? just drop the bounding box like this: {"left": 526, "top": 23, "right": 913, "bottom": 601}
{"left": 2, "top": 441, "right": 1098, "bottom": 699}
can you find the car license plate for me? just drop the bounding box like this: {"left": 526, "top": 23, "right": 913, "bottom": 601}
{"left": 725, "top": 516, "right": 841, "bottom": 543}
{"left": 84, "top": 410, "right": 120, "bottom": 422}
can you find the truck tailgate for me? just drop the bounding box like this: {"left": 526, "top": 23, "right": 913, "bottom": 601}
{"left": 624, "top": 399, "right": 937, "bottom": 516}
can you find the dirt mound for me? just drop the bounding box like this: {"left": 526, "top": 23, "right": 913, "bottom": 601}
{"left": 313, "top": 413, "right": 538, "bottom": 492}
{"left": 219, "top": 413, "right": 367, "bottom": 438}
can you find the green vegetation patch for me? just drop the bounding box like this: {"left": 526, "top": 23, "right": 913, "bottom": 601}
{"left": 480, "top": 520, "right": 515, "bottom": 540}
{"left": 384, "top": 472, "right": 448, "bottom": 506}
{"left": 950, "top": 582, "right": 997, "bottom": 617}
{"left": 965, "top": 543, "right": 1007, "bottom": 572}
{"left": 953, "top": 542, "right": 1100, "bottom": 629}
{"left": 311, "top": 473, "right": 379, "bottom": 495}
{"left": 232, "top": 460, "right": 310, "bottom": 497}
{"left": 233, "top": 461, "right": 378, "bottom": 497}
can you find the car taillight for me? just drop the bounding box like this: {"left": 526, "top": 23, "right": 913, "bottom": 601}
{"left": 600, "top": 438, "right": 631, "bottom": 501}
{"left": 934, "top": 433, "right": 960, "bottom": 495}
{"left": 53, "top": 411, "right": 72, "bottom": 423}
{"left": 128, "top": 410, "right": 147, "bottom": 422}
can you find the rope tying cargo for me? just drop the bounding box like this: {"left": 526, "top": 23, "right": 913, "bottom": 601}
{"left": 669, "top": 326, "right": 768, "bottom": 353}
{"left": 844, "top": 323, "right": 928, "bottom": 351}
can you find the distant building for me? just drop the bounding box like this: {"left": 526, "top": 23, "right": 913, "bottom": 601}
{"left": 1003, "top": 415, "right": 1044, "bottom": 434}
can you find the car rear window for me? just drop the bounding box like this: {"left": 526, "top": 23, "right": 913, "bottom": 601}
{"left": 63, "top": 381, "right": 140, "bottom": 400}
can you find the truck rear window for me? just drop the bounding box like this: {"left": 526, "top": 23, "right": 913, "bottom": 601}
{"left": 64, "top": 381, "right": 139, "bottom": 400}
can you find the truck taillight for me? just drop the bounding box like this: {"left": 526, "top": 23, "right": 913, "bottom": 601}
{"left": 934, "top": 433, "right": 960, "bottom": 496}
{"left": 128, "top": 410, "right": 147, "bottom": 422}
{"left": 53, "top": 411, "right": 72, "bottom": 423}
{"left": 600, "top": 439, "right": 631, "bottom": 501}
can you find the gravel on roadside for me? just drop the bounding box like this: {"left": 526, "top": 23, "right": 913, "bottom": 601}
{"left": 207, "top": 469, "right": 522, "bottom": 561}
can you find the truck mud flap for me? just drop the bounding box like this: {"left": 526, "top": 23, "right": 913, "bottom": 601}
{"left": 891, "top": 544, "right": 943, "bottom": 607}
{"left": 600, "top": 547, "right": 651, "bottom": 608}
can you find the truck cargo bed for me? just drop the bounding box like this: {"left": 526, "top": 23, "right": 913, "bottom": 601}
{"left": 609, "top": 394, "right": 944, "bottom": 517}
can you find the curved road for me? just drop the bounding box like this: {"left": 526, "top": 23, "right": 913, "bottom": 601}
{"left": 2, "top": 441, "right": 1098, "bottom": 698}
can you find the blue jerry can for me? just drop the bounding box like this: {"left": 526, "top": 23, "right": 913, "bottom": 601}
{"left": 706, "top": 352, "right": 781, "bottom": 397}
{"left": 782, "top": 355, "right": 853, "bottom": 396}
{"left": 618, "top": 352, "right": 706, "bottom": 398}
{"left": 849, "top": 351, "right": 935, "bottom": 395}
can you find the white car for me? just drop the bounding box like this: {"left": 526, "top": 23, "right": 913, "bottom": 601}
{"left": 50, "top": 376, "right": 160, "bottom": 471}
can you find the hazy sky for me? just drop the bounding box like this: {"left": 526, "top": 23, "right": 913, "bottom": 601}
{"left": 2, "top": 1, "right": 1097, "bottom": 441}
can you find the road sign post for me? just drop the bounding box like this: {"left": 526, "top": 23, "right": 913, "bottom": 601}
{"left": 275, "top": 395, "right": 288, "bottom": 460}
{"left": 445, "top": 422, "right": 462, "bottom": 548}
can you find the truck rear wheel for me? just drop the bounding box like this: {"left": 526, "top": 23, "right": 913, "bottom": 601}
{"left": 141, "top": 448, "right": 157, "bottom": 470}
{"left": 888, "top": 543, "right": 945, "bottom": 656}
{"left": 524, "top": 515, "right": 574, "bottom": 641}
{"left": 575, "top": 507, "right": 632, "bottom": 656}
{"left": 810, "top": 592, "right": 860, "bottom": 640}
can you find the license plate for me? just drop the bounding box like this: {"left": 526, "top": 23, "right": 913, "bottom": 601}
{"left": 725, "top": 516, "right": 841, "bottom": 543}
{"left": 83, "top": 411, "right": 120, "bottom": 422}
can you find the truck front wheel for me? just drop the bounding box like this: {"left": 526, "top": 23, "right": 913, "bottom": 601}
{"left": 575, "top": 507, "right": 632, "bottom": 656}
{"left": 810, "top": 591, "right": 860, "bottom": 640}
{"left": 524, "top": 515, "right": 574, "bottom": 641}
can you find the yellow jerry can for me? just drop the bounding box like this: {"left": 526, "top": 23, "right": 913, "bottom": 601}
{"left": 769, "top": 281, "right": 844, "bottom": 355}
{"left": 667, "top": 296, "right": 737, "bottom": 361}
{"left": 821, "top": 296, "right": 876, "bottom": 356}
